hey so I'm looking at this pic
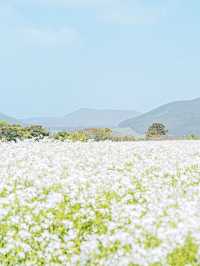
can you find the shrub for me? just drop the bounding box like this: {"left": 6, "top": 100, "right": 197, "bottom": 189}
{"left": 68, "top": 131, "right": 89, "bottom": 142}
{"left": 54, "top": 131, "right": 89, "bottom": 142}
{"left": 54, "top": 129, "right": 136, "bottom": 142}
{"left": 0, "top": 124, "right": 27, "bottom": 142}
{"left": 26, "top": 125, "right": 49, "bottom": 140}
{"left": 185, "top": 134, "right": 200, "bottom": 140}
{"left": 0, "top": 122, "right": 49, "bottom": 142}
{"left": 54, "top": 131, "right": 71, "bottom": 141}
{"left": 110, "top": 136, "right": 136, "bottom": 142}
{"left": 85, "top": 128, "right": 112, "bottom": 141}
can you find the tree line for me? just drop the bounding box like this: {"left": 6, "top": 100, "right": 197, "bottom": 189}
{"left": 0, "top": 121, "right": 198, "bottom": 142}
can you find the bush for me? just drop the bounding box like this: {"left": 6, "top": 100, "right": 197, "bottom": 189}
{"left": 85, "top": 128, "right": 112, "bottom": 141}
{"left": 54, "top": 131, "right": 71, "bottom": 141}
{"left": 185, "top": 134, "right": 200, "bottom": 140}
{"left": 26, "top": 125, "right": 49, "bottom": 140}
{"left": 54, "top": 128, "right": 137, "bottom": 142}
{"left": 0, "top": 124, "right": 27, "bottom": 142}
{"left": 0, "top": 122, "right": 137, "bottom": 143}
{"left": 69, "top": 131, "right": 89, "bottom": 142}
{"left": 110, "top": 136, "right": 136, "bottom": 142}
{"left": 54, "top": 131, "right": 89, "bottom": 142}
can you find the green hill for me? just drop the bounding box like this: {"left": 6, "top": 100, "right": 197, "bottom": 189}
{"left": 119, "top": 98, "right": 200, "bottom": 136}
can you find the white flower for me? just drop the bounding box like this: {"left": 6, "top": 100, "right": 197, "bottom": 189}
{"left": 18, "top": 252, "right": 25, "bottom": 258}
{"left": 1, "top": 140, "right": 200, "bottom": 265}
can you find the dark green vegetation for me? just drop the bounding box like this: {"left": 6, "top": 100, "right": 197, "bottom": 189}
{"left": 0, "top": 121, "right": 49, "bottom": 142}
{"left": 119, "top": 97, "right": 200, "bottom": 136}
{"left": 3, "top": 97, "right": 200, "bottom": 136}
{"left": 1, "top": 120, "right": 200, "bottom": 142}
{"left": 146, "top": 123, "right": 168, "bottom": 140}
{"left": 0, "top": 121, "right": 136, "bottom": 142}
{"left": 54, "top": 128, "right": 136, "bottom": 142}
{"left": 54, "top": 131, "right": 89, "bottom": 142}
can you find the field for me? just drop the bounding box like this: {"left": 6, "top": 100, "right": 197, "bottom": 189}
{"left": 0, "top": 140, "right": 200, "bottom": 265}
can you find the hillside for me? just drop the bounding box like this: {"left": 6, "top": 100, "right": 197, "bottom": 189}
{"left": 23, "top": 108, "right": 140, "bottom": 130}
{"left": 119, "top": 98, "right": 200, "bottom": 136}
{"left": 0, "top": 113, "right": 20, "bottom": 124}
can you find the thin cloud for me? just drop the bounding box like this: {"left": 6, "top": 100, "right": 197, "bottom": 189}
{"left": 13, "top": 0, "right": 116, "bottom": 9}
{"left": 12, "top": 0, "right": 176, "bottom": 25}
{"left": 0, "top": 0, "right": 179, "bottom": 52}
{"left": 101, "top": 5, "right": 165, "bottom": 25}
{"left": 0, "top": 26, "right": 80, "bottom": 55}
{"left": 100, "top": 0, "right": 178, "bottom": 25}
{"left": 17, "top": 27, "right": 80, "bottom": 47}
{"left": 0, "top": 2, "right": 80, "bottom": 48}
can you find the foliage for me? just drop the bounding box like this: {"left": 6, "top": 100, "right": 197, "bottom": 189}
{"left": 69, "top": 131, "right": 89, "bottom": 142}
{"left": 167, "top": 236, "right": 198, "bottom": 266}
{"left": 0, "top": 124, "right": 28, "bottom": 142}
{"left": 26, "top": 125, "right": 49, "bottom": 140}
{"left": 146, "top": 123, "right": 168, "bottom": 140}
{"left": 110, "top": 135, "right": 136, "bottom": 142}
{"left": 185, "top": 134, "right": 200, "bottom": 140}
{"left": 0, "top": 122, "right": 136, "bottom": 143}
{"left": 0, "top": 121, "right": 49, "bottom": 142}
{"left": 54, "top": 131, "right": 71, "bottom": 141}
{"left": 85, "top": 128, "right": 112, "bottom": 141}
{"left": 54, "top": 128, "right": 113, "bottom": 142}
{"left": 54, "top": 131, "right": 89, "bottom": 142}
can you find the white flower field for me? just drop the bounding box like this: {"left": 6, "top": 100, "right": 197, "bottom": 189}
{"left": 1, "top": 140, "right": 200, "bottom": 265}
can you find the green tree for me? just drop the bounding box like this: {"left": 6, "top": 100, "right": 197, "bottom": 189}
{"left": 85, "top": 128, "right": 112, "bottom": 141}
{"left": 54, "top": 131, "right": 89, "bottom": 142}
{"left": 0, "top": 122, "right": 49, "bottom": 142}
{"left": 146, "top": 123, "right": 168, "bottom": 140}
{"left": 26, "top": 125, "right": 49, "bottom": 140}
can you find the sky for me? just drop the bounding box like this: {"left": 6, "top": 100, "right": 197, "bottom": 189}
{"left": 0, "top": 0, "right": 200, "bottom": 118}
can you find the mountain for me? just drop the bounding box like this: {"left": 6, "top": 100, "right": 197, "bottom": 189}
{"left": 0, "top": 113, "right": 20, "bottom": 124}
{"left": 23, "top": 108, "right": 140, "bottom": 130}
{"left": 119, "top": 98, "right": 200, "bottom": 136}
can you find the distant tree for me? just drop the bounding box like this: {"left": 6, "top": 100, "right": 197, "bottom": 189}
{"left": 0, "top": 122, "right": 49, "bottom": 142}
{"left": 85, "top": 128, "right": 112, "bottom": 141}
{"left": 53, "top": 131, "right": 89, "bottom": 142}
{"left": 26, "top": 125, "right": 49, "bottom": 140}
{"left": 146, "top": 123, "right": 168, "bottom": 139}
{"left": 110, "top": 135, "right": 136, "bottom": 142}
{"left": 185, "top": 134, "right": 200, "bottom": 140}
{"left": 0, "top": 124, "right": 27, "bottom": 142}
{"left": 54, "top": 131, "right": 71, "bottom": 141}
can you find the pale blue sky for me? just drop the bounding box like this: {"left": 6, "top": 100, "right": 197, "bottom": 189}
{"left": 0, "top": 0, "right": 200, "bottom": 118}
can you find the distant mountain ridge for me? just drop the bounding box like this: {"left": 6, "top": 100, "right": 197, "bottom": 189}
{"left": 3, "top": 97, "right": 200, "bottom": 136}
{"left": 23, "top": 108, "right": 140, "bottom": 130}
{"left": 119, "top": 97, "right": 200, "bottom": 136}
{"left": 0, "top": 113, "right": 20, "bottom": 124}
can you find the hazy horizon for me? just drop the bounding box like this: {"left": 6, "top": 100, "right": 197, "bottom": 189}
{"left": 3, "top": 96, "right": 200, "bottom": 120}
{"left": 1, "top": 1, "right": 200, "bottom": 117}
